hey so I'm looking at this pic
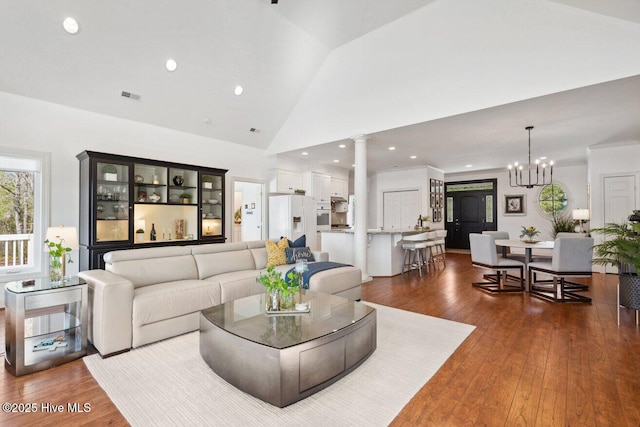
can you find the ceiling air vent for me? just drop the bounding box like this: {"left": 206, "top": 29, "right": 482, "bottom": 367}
{"left": 121, "top": 91, "right": 141, "bottom": 101}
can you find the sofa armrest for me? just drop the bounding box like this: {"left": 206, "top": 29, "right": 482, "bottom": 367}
{"left": 313, "top": 251, "right": 329, "bottom": 262}
{"left": 78, "top": 269, "right": 134, "bottom": 357}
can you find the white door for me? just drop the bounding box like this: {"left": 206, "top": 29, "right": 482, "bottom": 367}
{"left": 234, "top": 180, "right": 265, "bottom": 242}
{"left": 603, "top": 175, "right": 636, "bottom": 273}
{"left": 604, "top": 175, "right": 636, "bottom": 224}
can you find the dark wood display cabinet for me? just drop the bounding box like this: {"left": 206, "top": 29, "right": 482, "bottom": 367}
{"left": 77, "top": 151, "right": 227, "bottom": 270}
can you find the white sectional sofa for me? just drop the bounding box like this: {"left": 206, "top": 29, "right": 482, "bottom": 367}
{"left": 78, "top": 240, "right": 362, "bottom": 357}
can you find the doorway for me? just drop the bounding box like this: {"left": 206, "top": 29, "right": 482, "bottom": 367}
{"left": 445, "top": 179, "right": 497, "bottom": 249}
{"left": 232, "top": 179, "right": 265, "bottom": 242}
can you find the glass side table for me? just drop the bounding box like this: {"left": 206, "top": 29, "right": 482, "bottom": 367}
{"left": 4, "top": 277, "right": 88, "bottom": 376}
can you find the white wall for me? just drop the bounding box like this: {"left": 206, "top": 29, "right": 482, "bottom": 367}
{"left": 369, "top": 166, "right": 444, "bottom": 230}
{"left": 445, "top": 163, "right": 588, "bottom": 241}
{"left": 0, "top": 91, "right": 268, "bottom": 276}
{"left": 269, "top": 0, "right": 640, "bottom": 154}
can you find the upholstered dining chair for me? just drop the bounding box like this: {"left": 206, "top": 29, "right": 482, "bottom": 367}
{"left": 469, "top": 233, "right": 525, "bottom": 293}
{"left": 401, "top": 231, "right": 433, "bottom": 276}
{"left": 528, "top": 237, "right": 594, "bottom": 303}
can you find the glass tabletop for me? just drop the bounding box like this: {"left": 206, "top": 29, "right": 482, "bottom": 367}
{"left": 201, "top": 291, "right": 375, "bottom": 350}
{"left": 5, "top": 276, "right": 86, "bottom": 294}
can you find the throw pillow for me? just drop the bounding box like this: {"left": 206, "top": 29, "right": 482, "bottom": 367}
{"left": 266, "top": 238, "right": 289, "bottom": 267}
{"left": 285, "top": 246, "right": 315, "bottom": 264}
{"left": 283, "top": 234, "right": 306, "bottom": 248}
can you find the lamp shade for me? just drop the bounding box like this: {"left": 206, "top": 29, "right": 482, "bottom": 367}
{"left": 572, "top": 209, "right": 590, "bottom": 221}
{"left": 45, "top": 226, "right": 79, "bottom": 250}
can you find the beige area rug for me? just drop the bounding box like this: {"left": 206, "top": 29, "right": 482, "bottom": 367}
{"left": 84, "top": 303, "right": 475, "bottom": 426}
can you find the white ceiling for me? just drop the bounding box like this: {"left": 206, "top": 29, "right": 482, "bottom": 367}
{"left": 2, "top": 0, "right": 640, "bottom": 174}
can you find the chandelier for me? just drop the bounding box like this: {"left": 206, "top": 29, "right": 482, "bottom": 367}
{"left": 508, "top": 126, "right": 553, "bottom": 189}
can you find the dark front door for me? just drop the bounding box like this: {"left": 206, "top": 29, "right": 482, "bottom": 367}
{"left": 445, "top": 180, "right": 497, "bottom": 249}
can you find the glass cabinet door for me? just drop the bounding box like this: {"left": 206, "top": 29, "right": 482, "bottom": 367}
{"left": 200, "top": 172, "right": 223, "bottom": 238}
{"left": 95, "top": 161, "right": 130, "bottom": 243}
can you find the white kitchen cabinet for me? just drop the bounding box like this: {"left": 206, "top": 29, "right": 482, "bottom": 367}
{"left": 312, "top": 173, "right": 331, "bottom": 204}
{"left": 330, "top": 178, "right": 348, "bottom": 199}
{"left": 270, "top": 169, "right": 302, "bottom": 194}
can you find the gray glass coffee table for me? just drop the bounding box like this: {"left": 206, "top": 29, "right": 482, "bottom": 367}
{"left": 199, "top": 290, "right": 376, "bottom": 407}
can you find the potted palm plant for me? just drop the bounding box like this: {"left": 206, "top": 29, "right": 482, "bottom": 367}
{"left": 591, "top": 216, "right": 640, "bottom": 314}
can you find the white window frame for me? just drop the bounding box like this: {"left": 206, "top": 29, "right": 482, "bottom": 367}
{"left": 0, "top": 146, "right": 51, "bottom": 284}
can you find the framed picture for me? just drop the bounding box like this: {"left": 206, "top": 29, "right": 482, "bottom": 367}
{"left": 504, "top": 194, "right": 525, "bottom": 215}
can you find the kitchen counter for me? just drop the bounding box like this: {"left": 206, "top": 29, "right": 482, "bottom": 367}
{"left": 323, "top": 228, "right": 431, "bottom": 235}
{"left": 320, "top": 227, "right": 437, "bottom": 276}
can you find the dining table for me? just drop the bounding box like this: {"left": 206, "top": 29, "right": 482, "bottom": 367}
{"left": 494, "top": 239, "right": 554, "bottom": 291}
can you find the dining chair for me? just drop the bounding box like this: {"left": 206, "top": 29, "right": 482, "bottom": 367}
{"left": 469, "top": 233, "right": 525, "bottom": 293}
{"left": 555, "top": 232, "right": 588, "bottom": 238}
{"left": 528, "top": 237, "right": 594, "bottom": 303}
{"left": 401, "top": 231, "right": 432, "bottom": 276}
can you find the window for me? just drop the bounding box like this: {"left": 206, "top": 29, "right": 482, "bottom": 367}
{"left": 0, "top": 147, "right": 50, "bottom": 281}
{"left": 538, "top": 183, "right": 568, "bottom": 217}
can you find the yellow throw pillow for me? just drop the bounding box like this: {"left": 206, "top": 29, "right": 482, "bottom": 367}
{"left": 266, "top": 238, "right": 289, "bottom": 267}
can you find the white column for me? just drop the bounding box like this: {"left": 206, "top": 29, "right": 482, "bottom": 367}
{"left": 352, "top": 134, "right": 372, "bottom": 282}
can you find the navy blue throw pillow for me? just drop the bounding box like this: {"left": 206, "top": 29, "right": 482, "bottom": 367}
{"left": 282, "top": 234, "right": 306, "bottom": 248}
{"left": 285, "top": 247, "right": 315, "bottom": 264}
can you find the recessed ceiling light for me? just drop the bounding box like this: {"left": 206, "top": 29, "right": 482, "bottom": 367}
{"left": 539, "top": 156, "right": 547, "bottom": 160}
{"left": 203, "top": 117, "right": 211, "bottom": 124}
{"left": 352, "top": 164, "right": 356, "bottom": 167}
{"left": 234, "top": 85, "right": 244, "bottom": 96}
{"left": 63, "top": 17, "right": 79, "bottom": 35}
{"left": 165, "top": 59, "right": 178, "bottom": 72}
{"left": 333, "top": 159, "right": 340, "bottom": 163}
{"left": 465, "top": 164, "right": 473, "bottom": 168}
{"left": 339, "top": 144, "right": 346, "bottom": 148}
{"left": 410, "top": 155, "right": 417, "bottom": 159}
{"left": 301, "top": 152, "right": 308, "bottom": 156}
{"left": 388, "top": 146, "right": 396, "bottom": 151}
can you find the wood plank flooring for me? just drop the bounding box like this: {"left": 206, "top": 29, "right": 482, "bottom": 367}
{"left": 1, "top": 252, "right": 638, "bottom": 426}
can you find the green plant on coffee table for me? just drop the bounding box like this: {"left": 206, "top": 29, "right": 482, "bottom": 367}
{"left": 257, "top": 267, "right": 300, "bottom": 310}
{"left": 550, "top": 213, "right": 576, "bottom": 238}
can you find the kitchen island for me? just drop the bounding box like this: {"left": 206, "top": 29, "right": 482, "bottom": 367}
{"left": 321, "top": 228, "right": 432, "bottom": 277}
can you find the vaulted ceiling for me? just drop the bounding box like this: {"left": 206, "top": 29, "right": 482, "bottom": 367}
{"left": 2, "top": 0, "right": 640, "bottom": 173}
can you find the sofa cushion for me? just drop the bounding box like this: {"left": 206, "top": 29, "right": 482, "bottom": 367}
{"left": 207, "top": 270, "right": 264, "bottom": 303}
{"left": 192, "top": 243, "right": 256, "bottom": 279}
{"left": 133, "top": 279, "right": 221, "bottom": 326}
{"left": 285, "top": 246, "right": 315, "bottom": 264}
{"left": 266, "top": 238, "right": 289, "bottom": 267}
{"left": 105, "top": 248, "right": 198, "bottom": 289}
{"left": 307, "top": 266, "right": 362, "bottom": 295}
{"left": 284, "top": 234, "right": 306, "bottom": 248}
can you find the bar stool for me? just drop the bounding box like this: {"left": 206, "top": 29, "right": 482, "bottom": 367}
{"left": 430, "top": 229, "right": 447, "bottom": 269}
{"left": 401, "top": 232, "right": 432, "bottom": 277}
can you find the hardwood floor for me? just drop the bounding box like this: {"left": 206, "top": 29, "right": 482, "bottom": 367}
{"left": 1, "top": 252, "right": 638, "bottom": 426}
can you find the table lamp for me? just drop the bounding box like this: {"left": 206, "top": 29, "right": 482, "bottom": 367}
{"left": 45, "top": 225, "right": 79, "bottom": 280}
{"left": 572, "top": 209, "right": 590, "bottom": 234}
